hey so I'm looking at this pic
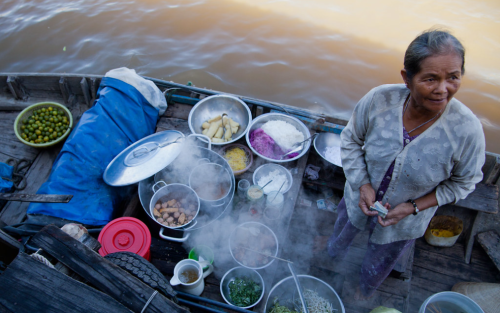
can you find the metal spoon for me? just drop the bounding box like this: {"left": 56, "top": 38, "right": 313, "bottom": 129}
{"left": 280, "top": 133, "right": 317, "bottom": 159}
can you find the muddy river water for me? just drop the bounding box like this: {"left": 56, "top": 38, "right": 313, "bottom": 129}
{"left": 1, "top": 0, "right": 499, "bottom": 152}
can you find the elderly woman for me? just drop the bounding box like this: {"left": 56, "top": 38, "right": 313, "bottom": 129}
{"left": 325, "top": 29, "right": 485, "bottom": 299}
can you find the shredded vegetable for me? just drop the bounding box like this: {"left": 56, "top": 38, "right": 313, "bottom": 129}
{"left": 225, "top": 147, "right": 248, "bottom": 171}
{"left": 228, "top": 276, "right": 262, "bottom": 307}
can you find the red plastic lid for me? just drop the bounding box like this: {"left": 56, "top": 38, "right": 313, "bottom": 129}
{"left": 98, "top": 217, "right": 151, "bottom": 260}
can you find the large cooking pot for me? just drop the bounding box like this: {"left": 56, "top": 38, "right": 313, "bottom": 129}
{"left": 139, "top": 138, "right": 235, "bottom": 242}
{"left": 189, "top": 163, "right": 232, "bottom": 207}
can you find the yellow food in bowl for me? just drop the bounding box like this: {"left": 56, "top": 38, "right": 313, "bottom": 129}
{"left": 224, "top": 147, "right": 248, "bottom": 171}
{"left": 430, "top": 229, "right": 456, "bottom": 238}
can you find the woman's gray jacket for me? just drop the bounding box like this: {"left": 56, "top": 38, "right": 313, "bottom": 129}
{"left": 341, "top": 84, "right": 485, "bottom": 244}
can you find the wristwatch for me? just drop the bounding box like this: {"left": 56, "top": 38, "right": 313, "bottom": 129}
{"left": 408, "top": 199, "right": 419, "bottom": 215}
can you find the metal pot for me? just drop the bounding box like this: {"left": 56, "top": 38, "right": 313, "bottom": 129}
{"left": 139, "top": 141, "right": 235, "bottom": 242}
{"left": 149, "top": 181, "right": 200, "bottom": 231}
{"left": 189, "top": 163, "right": 232, "bottom": 208}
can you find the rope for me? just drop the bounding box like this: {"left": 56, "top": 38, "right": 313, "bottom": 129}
{"left": 141, "top": 290, "right": 159, "bottom": 313}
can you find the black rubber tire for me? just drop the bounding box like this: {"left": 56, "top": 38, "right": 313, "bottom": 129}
{"left": 104, "top": 251, "right": 178, "bottom": 302}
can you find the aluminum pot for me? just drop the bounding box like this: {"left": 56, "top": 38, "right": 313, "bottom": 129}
{"left": 189, "top": 163, "right": 232, "bottom": 208}
{"left": 149, "top": 181, "right": 200, "bottom": 231}
{"left": 139, "top": 140, "right": 235, "bottom": 242}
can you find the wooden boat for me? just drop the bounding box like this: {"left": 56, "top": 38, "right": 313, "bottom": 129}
{"left": 0, "top": 73, "right": 499, "bottom": 313}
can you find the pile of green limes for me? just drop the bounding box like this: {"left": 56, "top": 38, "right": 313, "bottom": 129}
{"left": 20, "top": 106, "right": 70, "bottom": 144}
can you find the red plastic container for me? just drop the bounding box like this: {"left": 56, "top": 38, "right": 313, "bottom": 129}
{"left": 98, "top": 217, "right": 152, "bottom": 261}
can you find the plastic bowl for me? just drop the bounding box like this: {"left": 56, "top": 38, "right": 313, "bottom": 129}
{"left": 229, "top": 221, "right": 278, "bottom": 270}
{"left": 253, "top": 163, "right": 292, "bottom": 194}
{"left": 245, "top": 113, "right": 311, "bottom": 163}
{"left": 265, "top": 275, "right": 345, "bottom": 313}
{"left": 219, "top": 144, "right": 253, "bottom": 175}
{"left": 424, "top": 215, "right": 463, "bottom": 247}
{"left": 188, "top": 95, "right": 252, "bottom": 146}
{"left": 14, "top": 102, "right": 73, "bottom": 148}
{"left": 220, "top": 266, "right": 265, "bottom": 309}
{"left": 419, "top": 291, "right": 484, "bottom": 313}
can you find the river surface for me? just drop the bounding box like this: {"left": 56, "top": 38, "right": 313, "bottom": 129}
{"left": 1, "top": 0, "right": 499, "bottom": 153}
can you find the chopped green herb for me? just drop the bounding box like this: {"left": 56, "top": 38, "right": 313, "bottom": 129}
{"left": 228, "top": 276, "right": 262, "bottom": 307}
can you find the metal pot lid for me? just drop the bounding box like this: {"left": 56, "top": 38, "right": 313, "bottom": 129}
{"left": 104, "top": 130, "right": 185, "bottom": 186}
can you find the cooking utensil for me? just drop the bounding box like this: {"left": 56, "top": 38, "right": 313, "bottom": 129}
{"left": 280, "top": 133, "right": 317, "bottom": 160}
{"left": 220, "top": 267, "right": 265, "bottom": 309}
{"left": 271, "top": 180, "right": 286, "bottom": 202}
{"left": 239, "top": 245, "right": 292, "bottom": 263}
{"left": 246, "top": 113, "right": 311, "bottom": 163}
{"left": 252, "top": 163, "right": 293, "bottom": 194}
{"left": 288, "top": 263, "right": 309, "bottom": 313}
{"left": 314, "top": 132, "right": 343, "bottom": 167}
{"left": 104, "top": 130, "right": 186, "bottom": 186}
{"left": 0, "top": 193, "right": 73, "bottom": 203}
{"left": 138, "top": 142, "right": 235, "bottom": 242}
{"left": 264, "top": 275, "right": 345, "bottom": 313}
{"left": 188, "top": 95, "right": 252, "bottom": 146}
{"left": 229, "top": 222, "right": 279, "bottom": 270}
{"left": 132, "top": 136, "right": 184, "bottom": 159}
{"left": 150, "top": 181, "right": 200, "bottom": 231}
{"left": 260, "top": 180, "right": 273, "bottom": 189}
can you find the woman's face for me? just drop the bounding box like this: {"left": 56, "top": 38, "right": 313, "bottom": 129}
{"left": 401, "top": 53, "right": 463, "bottom": 113}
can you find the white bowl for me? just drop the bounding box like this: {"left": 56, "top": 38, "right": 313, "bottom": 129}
{"left": 220, "top": 266, "right": 265, "bottom": 309}
{"left": 253, "top": 163, "right": 293, "bottom": 194}
{"left": 245, "top": 113, "right": 311, "bottom": 163}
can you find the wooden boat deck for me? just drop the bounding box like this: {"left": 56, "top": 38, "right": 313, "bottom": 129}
{"left": 0, "top": 73, "right": 499, "bottom": 313}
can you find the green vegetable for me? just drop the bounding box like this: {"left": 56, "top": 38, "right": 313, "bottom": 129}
{"left": 268, "top": 299, "right": 299, "bottom": 313}
{"left": 228, "top": 276, "right": 262, "bottom": 307}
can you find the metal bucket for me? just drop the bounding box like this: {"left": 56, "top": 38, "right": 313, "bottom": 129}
{"left": 139, "top": 142, "right": 235, "bottom": 242}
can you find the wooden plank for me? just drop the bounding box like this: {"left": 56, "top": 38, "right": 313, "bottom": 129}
{"left": 0, "top": 229, "right": 20, "bottom": 265}
{"left": 454, "top": 183, "right": 499, "bottom": 213}
{"left": 465, "top": 211, "right": 483, "bottom": 264}
{"left": 0, "top": 145, "right": 60, "bottom": 226}
{"left": 31, "top": 225, "right": 188, "bottom": 313}
{"left": 156, "top": 117, "right": 191, "bottom": 134}
{"left": 163, "top": 102, "right": 193, "bottom": 120}
{"left": 80, "top": 77, "right": 91, "bottom": 107}
{"left": 483, "top": 153, "right": 500, "bottom": 185}
{"left": 6, "top": 76, "right": 28, "bottom": 101}
{"left": 477, "top": 230, "right": 500, "bottom": 273}
{"left": 59, "top": 77, "right": 71, "bottom": 104}
{"left": 0, "top": 253, "right": 132, "bottom": 313}
{"left": 413, "top": 241, "right": 499, "bottom": 282}
{"left": 121, "top": 192, "right": 141, "bottom": 218}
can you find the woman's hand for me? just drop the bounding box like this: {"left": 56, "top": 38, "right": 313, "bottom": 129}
{"left": 378, "top": 202, "right": 414, "bottom": 227}
{"left": 358, "top": 183, "right": 379, "bottom": 217}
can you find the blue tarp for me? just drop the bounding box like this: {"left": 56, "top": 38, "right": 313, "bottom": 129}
{"left": 0, "top": 162, "right": 14, "bottom": 193}
{"left": 27, "top": 77, "right": 159, "bottom": 225}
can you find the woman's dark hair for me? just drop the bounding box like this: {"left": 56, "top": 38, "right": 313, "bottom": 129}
{"left": 404, "top": 29, "right": 465, "bottom": 81}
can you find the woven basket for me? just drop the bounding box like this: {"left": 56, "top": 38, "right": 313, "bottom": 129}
{"left": 452, "top": 282, "right": 500, "bottom": 313}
